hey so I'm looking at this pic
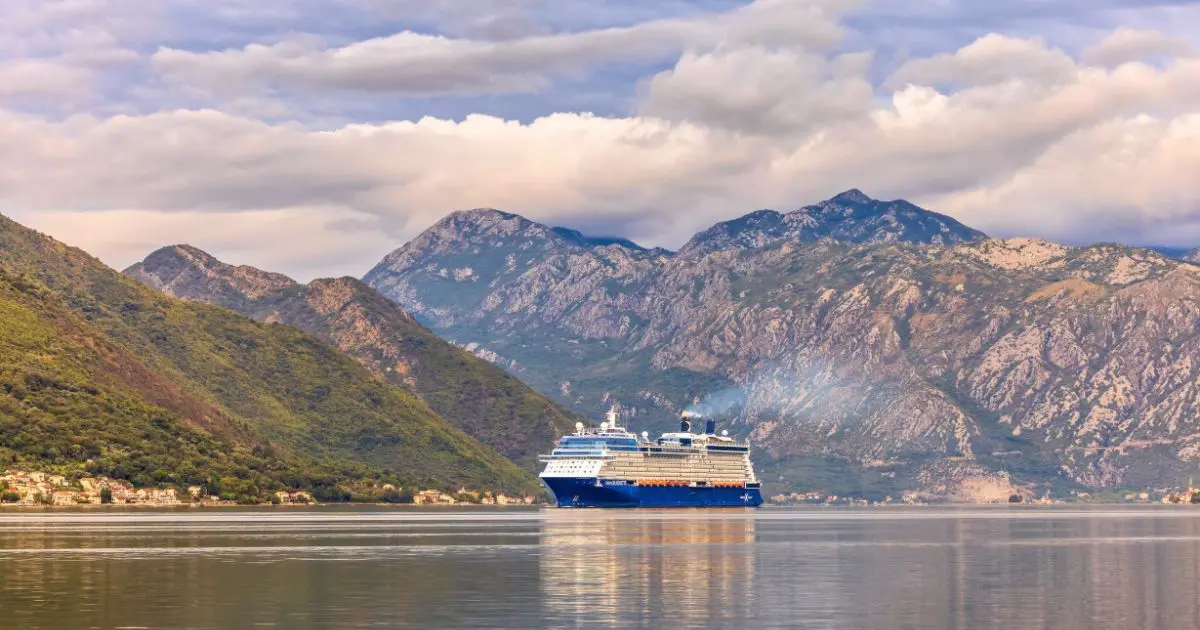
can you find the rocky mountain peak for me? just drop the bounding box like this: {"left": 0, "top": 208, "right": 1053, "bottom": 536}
{"left": 829, "top": 188, "right": 873, "bottom": 205}
{"left": 443, "top": 208, "right": 537, "bottom": 235}
{"left": 679, "top": 191, "right": 986, "bottom": 256}
{"left": 368, "top": 208, "right": 558, "bottom": 278}
{"left": 420, "top": 208, "right": 653, "bottom": 253}
{"left": 364, "top": 208, "right": 674, "bottom": 311}
{"left": 125, "top": 245, "right": 296, "bottom": 304}
{"left": 169, "top": 244, "right": 221, "bottom": 265}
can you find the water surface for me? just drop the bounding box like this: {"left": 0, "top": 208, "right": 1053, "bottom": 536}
{"left": 2, "top": 505, "right": 1200, "bottom": 629}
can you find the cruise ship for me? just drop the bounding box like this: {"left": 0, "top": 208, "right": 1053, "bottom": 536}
{"left": 538, "top": 409, "right": 764, "bottom": 508}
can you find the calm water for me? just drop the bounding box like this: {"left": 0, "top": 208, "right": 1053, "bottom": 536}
{"left": 3, "top": 506, "right": 1200, "bottom": 629}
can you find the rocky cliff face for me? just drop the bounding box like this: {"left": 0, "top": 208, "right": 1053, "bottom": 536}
{"left": 364, "top": 191, "right": 1200, "bottom": 498}
{"left": 127, "top": 246, "right": 577, "bottom": 470}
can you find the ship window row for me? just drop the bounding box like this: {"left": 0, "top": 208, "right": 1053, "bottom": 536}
{"left": 558, "top": 438, "right": 638, "bottom": 449}
{"left": 549, "top": 462, "right": 599, "bottom": 472}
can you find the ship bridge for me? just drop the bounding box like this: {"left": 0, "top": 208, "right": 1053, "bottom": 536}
{"left": 551, "top": 435, "right": 639, "bottom": 455}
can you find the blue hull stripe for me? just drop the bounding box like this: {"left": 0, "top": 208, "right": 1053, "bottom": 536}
{"left": 542, "top": 477, "right": 763, "bottom": 508}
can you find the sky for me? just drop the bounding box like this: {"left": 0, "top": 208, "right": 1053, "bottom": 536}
{"left": 2, "top": 0, "right": 1199, "bottom": 280}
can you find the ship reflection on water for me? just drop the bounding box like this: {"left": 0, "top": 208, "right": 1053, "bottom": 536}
{"left": 7, "top": 508, "right": 1200, "bottom": 628}
{"left": 539, "top": 511, "right": 757, "bottom": 626}
{"left": 536, "top": 508, "right": 1200, "bottom": 629}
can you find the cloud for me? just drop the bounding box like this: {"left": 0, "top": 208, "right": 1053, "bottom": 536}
{"left": 150, "top": 0, "right": 851, "bottom": 97}
{"left": 1081, "top": 27, "right": 1195, "bottom": 67}
{"left": 0, "top": 1, "right": 145, "bottom": 110}
{"left": 3, "top": 4, "right": 1200, "bottom": 279}
{"left": 848, "top": 0, "right": 1200, "bottom": 32}
{"left": 0, "top": 108, "right": 761, "bottom": 238}
{"left": 5, "top": 29, "right": 1200, "bottom": 279}
{"left": 0, "top": 58, "right": 93, "bottom": 99}
{"left": 930, "top": 114, "right": 1200, "bottom": 244}
{"left": 886, "top": 34, "right": 1087, "bottom": 91}
{"left": 0, "top": 0, "right": 160, "bottom": 54}
{"left": 640, "top": 47, "right": 875, "bottom": 135}
{"left": 13, "top": 206, "right": 395, "bottom": 281}
{"left": 347, "top": 0, "right": 550, "bottom": 39}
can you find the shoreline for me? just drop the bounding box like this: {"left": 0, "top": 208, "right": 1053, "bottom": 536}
{"left": 1, "top": 500, "right": 1186, "bottom": 510}
{"left": 0, "top": 501, "right": 549, "bottom": 509}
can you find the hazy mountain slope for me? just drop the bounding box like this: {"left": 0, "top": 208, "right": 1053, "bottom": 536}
{"left": 362, "top": 191, "right": 988, "bottom": 435}
{"left": 640, "top": 239, "right": 1200, "bottom": 493}
{"left": 0, "top": 214, "right": 534, "bottom": 495}
{"left": 363, "top": 193, "right": 1200, "bottom": 497}
{"left": 126, "top": 245, "right": 578, "bottom": 469}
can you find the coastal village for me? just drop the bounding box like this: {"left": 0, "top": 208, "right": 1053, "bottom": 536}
{"left": 411, "top": 489, "right": 537, "bottom": 505}
{"left": 0, "top": 470, "right": 538, "bottom": 507}
{"left": 10, "top": 468, "right": 1199, "bottom": 508}
{"left": 0, "top": 471, "right": 184, "bottom": 506}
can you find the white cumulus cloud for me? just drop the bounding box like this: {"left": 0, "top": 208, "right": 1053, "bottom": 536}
{"left": 2, "top": 1, "right": 1200, "bottom": 279}
{"left": 1081, "top": 26, "right": 1195, "bottom": 67}
{"left": 151, "top": 0, "right": 853, "bottom": 97}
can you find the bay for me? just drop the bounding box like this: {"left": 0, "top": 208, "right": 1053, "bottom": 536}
{"left": 2, "top": 505, "right": 1199, "bottom": 629}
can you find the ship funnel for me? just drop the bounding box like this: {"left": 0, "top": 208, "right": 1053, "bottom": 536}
{"left": 705, "top": 418, "right": 716, "bottom": 435}
{"left": 680, "top": 410, "right": 704, "bottom": 433}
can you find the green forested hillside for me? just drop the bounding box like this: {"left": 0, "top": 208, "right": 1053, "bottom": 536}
{"left": 0, "top": 267, "right": 289, "bottom": 491}
{"left": 238, "top": 277, "right": 579, "bottom": 471}
{"left": 0, "top": 215, "right": 535, "bottom": 499}
{"left": 126, "top": 246, "right": 578, "bottom": 470}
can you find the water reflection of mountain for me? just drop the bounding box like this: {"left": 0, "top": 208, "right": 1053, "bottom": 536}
{"left": 951, "top": 513, "right": 1200, "bottom": 629}
{"left": 539, "top": 512, "right": 757, "bottom": 627}
{"left": 9, "top": 509, "right": 1200, "bottom": 628}
{"left": 760, "top": 511, "right": 1200, "bottom": 629}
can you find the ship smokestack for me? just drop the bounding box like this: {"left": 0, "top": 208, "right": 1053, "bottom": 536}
{"left": 680, "top": 410, "right": 699, "bottom": 433}
{"left": 705, "top": 418, "right": 716, "bottom": 435}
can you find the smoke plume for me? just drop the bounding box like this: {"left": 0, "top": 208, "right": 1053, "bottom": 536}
{"left": 685, "top": 387, "right": 748, "bottom": 418}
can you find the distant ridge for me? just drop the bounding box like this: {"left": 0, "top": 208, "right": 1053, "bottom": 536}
{"left": 550, "top": 226, "right": 650, "bottom": 252}
{"left": 679, "top": 189, "right": 986, "bottom": 255}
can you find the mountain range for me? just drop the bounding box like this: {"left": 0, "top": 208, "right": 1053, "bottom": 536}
{"left": 11, "top": 186, "right": 1200, "bottom": 502}
{"left": 362, "top": 190, "right": 1200, "bottom": 500}
{"left": 0, "top": 214, "right": 535, "bottom": 501}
